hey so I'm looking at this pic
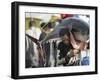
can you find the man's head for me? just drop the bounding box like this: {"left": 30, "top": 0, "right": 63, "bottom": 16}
{"left": 40, "top": 22, "right": 52, "bottom": 33}
{"left": 29, "top": 20, "right": 35, "bottom": 28}
{"left": 59, "top": 28, "right": 70, "bottom": 44}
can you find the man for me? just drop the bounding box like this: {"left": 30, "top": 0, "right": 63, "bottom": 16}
{"left": 70, "top": 31, "right": 89, "bottom": 65}
{"left": 58, "top": 28, "right": 73, "bottom": 66}
{"left": 25, "top": 19, "right": 42, "bottom": 68}
{"left": 26, "top": 20, "right": 41, "bottom": 40}
{"left": 39, "top": 22, "right": 52, "bottom": 67}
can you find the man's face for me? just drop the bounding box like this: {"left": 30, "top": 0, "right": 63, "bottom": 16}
{"left": 64, "top": 35, "right": 69, "bottom": 40}
{"left": 62, "top": 34, "right": 69, "bottom": 44}
{"left": 44, "top": 27, "right": 50, "bottom": 34}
